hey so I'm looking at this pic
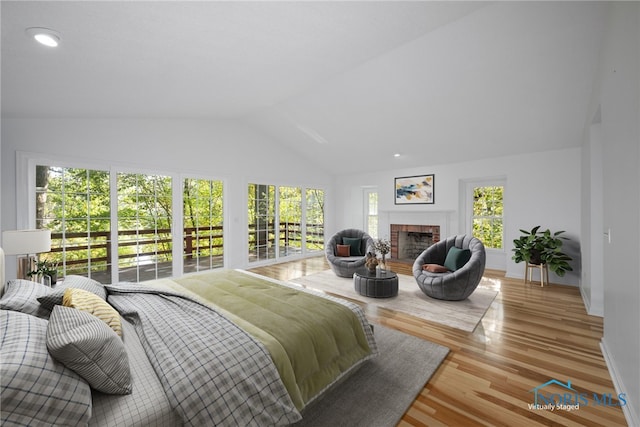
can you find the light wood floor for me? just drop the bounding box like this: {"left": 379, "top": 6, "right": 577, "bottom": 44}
{"left": 249, "top": 256, "right": 628, "bottom": 427}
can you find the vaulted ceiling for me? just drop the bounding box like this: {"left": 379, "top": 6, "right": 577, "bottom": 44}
{"left": 1, "top": 1, "right": 607, "bottom": 174}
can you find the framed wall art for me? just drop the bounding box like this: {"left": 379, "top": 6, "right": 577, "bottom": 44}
{"left": 394, "top": 174, "right": 434, "bottom": 205}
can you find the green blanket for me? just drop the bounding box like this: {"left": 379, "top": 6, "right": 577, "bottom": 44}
{"left": 148, "top": 269, "right": 376, "bottom": 410}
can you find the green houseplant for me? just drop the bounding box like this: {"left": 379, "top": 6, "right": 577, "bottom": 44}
{"left": 27, "top": 259, "right": 59, "bottom": 285}
{"left": 512, "top": 226, "right": 573, "bottom": 277}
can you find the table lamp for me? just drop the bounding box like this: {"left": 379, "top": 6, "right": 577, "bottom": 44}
{"left": 2, "top": 229, "right": 52, "bottom": 280}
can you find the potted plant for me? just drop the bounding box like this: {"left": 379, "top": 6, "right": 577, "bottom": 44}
{"left": 27, "top": 259, "right": 59, "bottom": 285}
{"left": 512, "top": 226, "right": 573, "bottom": 277}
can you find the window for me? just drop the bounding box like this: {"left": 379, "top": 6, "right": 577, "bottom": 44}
{"left": 279, "top": 186, "right": 302, "bottom": 257}
{"left": 248, "top": 184, "right": 276, "bottom": 262}
{"left": 364, "top": 188, "right": 378, "bottom": 238}
{"left": 471, "top": 185, "right": 504, "bottom": 249}
{"left": 30, "top": 156, "right": 225, "bottom": 282}
{"left": 305, "top": 188, "right": 324, "bottom": 252}
{"left": 248, "top": 183, "right": 325, "bottom": 263}
{"left": 35, "top": 165, "right": 111, "bottom": 281}
{"left": 117, "top": 173, "right": 173, "bottom": 282}
{"left": 183, "top": 178, "right": 224, "bottom": 273}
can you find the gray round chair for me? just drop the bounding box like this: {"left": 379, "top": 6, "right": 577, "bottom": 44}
{"left": 412, "top": 235, "right": 486, "bottom": 301}
{"left": 325, "top": 229, "right": 375, "bottom": 278}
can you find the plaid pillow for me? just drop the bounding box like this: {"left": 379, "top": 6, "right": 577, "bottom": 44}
{"left": 0, "top": 279, "right": 53, "bottom": 318}
{"left": 56, "top": 275, "right": 107, "bottom": 299}
{"left": 38, "top": 275, "right": 107, "bottom": 311}
{"left": 1, "top": 310, "right": 92, "bottom": 426}
{"left": 47, "top": 306, "right": 132, "bottom": 395}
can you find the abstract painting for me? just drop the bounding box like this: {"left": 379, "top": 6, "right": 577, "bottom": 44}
{"left": 395, "top": 174, "right": 434, "bottom": 205}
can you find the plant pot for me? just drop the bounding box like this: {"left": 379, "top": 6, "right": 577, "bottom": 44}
{"left": 529, "top": 249, "right": 542, "bottom": 265}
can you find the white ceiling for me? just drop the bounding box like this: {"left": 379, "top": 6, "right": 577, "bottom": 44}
{"left": 1, "top": 1, "right": 608, "bottom": 175}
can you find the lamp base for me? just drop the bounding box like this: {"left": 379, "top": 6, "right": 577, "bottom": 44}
{"left": 16, "top": 255, "right": 35, "bottom": 280}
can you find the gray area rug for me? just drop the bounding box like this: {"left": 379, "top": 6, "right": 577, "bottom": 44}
{"left": 290, "top": 270, "right": 498, "bottom": 332}
{"left": 294, "top": 324, "right": 449, "bottom": 427}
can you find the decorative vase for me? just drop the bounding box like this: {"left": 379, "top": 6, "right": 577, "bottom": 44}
{"left": 42, "top": 275, "right": 52, "bottom": 287}
{"left": 379, "top": 254, "right": 387, "bottom": 271}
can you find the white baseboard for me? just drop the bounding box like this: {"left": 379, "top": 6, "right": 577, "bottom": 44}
{"left": 600, "top": 339, "right": 639, "bottom": 427}
{"left": 580, "top": 286, "right": 604, "bottom": 317}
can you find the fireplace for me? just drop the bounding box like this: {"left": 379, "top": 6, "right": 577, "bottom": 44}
{"left": 390, "top": 224, "right": 440, "bottom": 263}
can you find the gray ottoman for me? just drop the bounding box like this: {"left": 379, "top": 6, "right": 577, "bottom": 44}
{"left": 353, "top": 268, "right": 399, "bottom": 298}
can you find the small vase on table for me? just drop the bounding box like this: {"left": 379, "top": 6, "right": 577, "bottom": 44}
{"left": 379, "top": 254, "right": 387, "bottom": 272}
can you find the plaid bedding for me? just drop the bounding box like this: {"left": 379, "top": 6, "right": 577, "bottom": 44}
{"left": 90, "top": 318, "right": 181, "bottom": 427}
{"left": 105, "top": 284, "right": 301, "bottom": 427}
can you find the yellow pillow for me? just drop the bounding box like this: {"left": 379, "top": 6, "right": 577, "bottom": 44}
{"left": 62, "top": 288, "right": 122, "bottom": 336}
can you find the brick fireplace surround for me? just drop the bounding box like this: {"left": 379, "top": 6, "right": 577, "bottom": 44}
{"left": 390, "top": 224, "right": 440, "bottom": 263}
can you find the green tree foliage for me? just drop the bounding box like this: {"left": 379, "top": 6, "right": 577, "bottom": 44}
{"left": 183, "top": 178, "right": 224, "bottom": 265}
{"left": 306, "top": 189, "right": 325, "bottom": 251}
{"left": 116, "top": 173, "right": 173, "bottom": 270}
{"left": 472, "top": 186, "right": 504, "bottom": 249}
{"left": 279, "top": 187, "right": 302, "bottom": 252}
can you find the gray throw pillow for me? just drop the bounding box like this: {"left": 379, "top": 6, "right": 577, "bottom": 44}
{"left": 47, "top": 305, "right": 132, "bottom": 395}
{"left": 1, "top": 310, "right": 92, "bottom": 426}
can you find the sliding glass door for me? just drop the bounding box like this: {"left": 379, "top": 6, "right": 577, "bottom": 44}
{"left": 116, "top": 173, "right": 173, "bottom": 282}
{"left": 31, "top": 156, "right": 225, "bottom": 282}
{"left": 248, "top": 183, "right": 324, "bottom": 263}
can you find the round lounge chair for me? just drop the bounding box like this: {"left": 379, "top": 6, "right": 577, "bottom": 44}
{"left": 325, "top": 229, "right": 375, "bottom": 278}
{"left": 412, "top": 235, "right": 486, "bottom": 301}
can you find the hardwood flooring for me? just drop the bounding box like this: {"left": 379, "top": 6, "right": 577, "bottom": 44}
{"left": 249, "top": 256, "right": 628, "bottom": 427}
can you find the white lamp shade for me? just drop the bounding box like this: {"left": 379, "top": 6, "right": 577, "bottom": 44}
{"left": 2, "top": 229, "right": 52, "bottom": 255}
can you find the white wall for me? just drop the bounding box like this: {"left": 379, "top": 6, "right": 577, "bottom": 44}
{"left": 596, "top": 3, "right": 640, "bottom": 425}
{"left": 332, "top": 147, "right": 582, "bottom": 285}
{"left": 0, "top": 118, "right": 333, "bottom": 276}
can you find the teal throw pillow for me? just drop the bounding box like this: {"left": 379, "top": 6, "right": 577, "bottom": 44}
{"left": 443, "top": 246, "right": 472, "bottom": 271}
{"left": 342, "top": 237, "right": 363, "bottom": 257}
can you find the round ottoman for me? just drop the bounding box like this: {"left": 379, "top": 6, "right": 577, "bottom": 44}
{"left": 353, "top": 268, "right": 399, "bottom": 298}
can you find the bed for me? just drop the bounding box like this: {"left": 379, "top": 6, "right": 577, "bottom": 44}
{"left": 0, "top": 248, "right": 377, "bottom": 427}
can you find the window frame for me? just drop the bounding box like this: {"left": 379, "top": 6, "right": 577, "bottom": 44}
{"left": 182, "top": 177, "right": 225, "bottom": 274}
{"left": 247, "top": 182, "right": 325, "bottom": 265}
{"left": 463, "top": 177, "right": 506, "bottom": 254}
{"left": 363, "top": 187, "right": 378, "bottom": 239}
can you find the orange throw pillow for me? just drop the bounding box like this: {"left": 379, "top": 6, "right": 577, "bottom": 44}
{"left": 423, "top": 264, "right": 449, "bottom": 273}
{"left": 336, "top": 244, "right": 351, "bottom": 257}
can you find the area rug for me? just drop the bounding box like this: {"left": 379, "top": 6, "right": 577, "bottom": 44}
{"left": 294, "top": 324, "right": 449, "bottom": 427}
{"left": 290, "top": 270, "right": 498, "bottom": 332}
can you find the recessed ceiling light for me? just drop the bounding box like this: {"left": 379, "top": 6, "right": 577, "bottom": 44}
{"left": 26, "top": 27, "right": 61, "bottom": 47}
{"left": 394, "top": 153, "right": 401, "bottom": 158}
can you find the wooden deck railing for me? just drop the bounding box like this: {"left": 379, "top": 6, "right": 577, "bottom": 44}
{"left": 48, "top": 222, "right": 323, "bottom": 274}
